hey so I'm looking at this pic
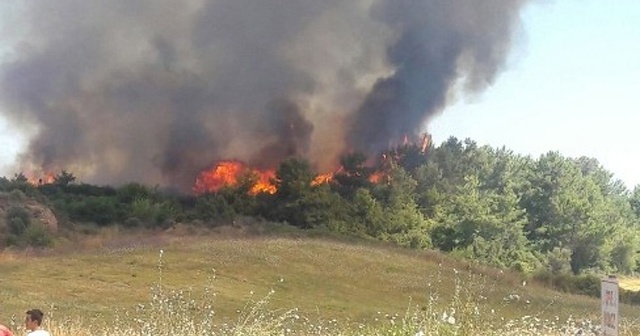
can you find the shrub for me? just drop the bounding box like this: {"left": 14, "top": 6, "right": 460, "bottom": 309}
{"left": 22, "top": 223, "right": 54, "bottom": 248}
{"left": 620, "top": 288, "right": 640, "bottom": 306}
{"left": 192, "top": 194, "right": 236, "bottom": 223}
{"left": 66, "top": 196, "right": 121, "bottom": 226}
{"left": 6, "top": 205, "right": 31, "bottom": 236}
{"left": 8, "top": 217, "right": 27, "bottom": 236}
{"left": 3, "top": 205, "right": 53, "bottom": 248}
{"left": 6, "top": 205, "right": 31, "bottom": 224}
{"left": 124, "top": 217, "right": 143, "bottom": 228}
{"left": 8, "top": 189, "right": 27, "bottom": 202}
{"left": 532, "top": 271, "right": 600, "bottom": 297}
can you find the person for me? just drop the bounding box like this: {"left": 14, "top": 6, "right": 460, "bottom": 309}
{"left": 0, "top": 322, "right": 15, "bottom": 336}
{"left": 25, "top": 309, "right": 50, "bottom": 336}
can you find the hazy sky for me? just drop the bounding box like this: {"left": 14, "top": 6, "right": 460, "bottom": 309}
{"left": 1, "top": 0, "right": 639, "bottom": 188}
{"left": 429, "top": 0, "right": 640, "bottom": 188}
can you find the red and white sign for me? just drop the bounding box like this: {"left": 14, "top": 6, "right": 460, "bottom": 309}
{"left": 601, "top": 277, "right": 619, "bottom": 336}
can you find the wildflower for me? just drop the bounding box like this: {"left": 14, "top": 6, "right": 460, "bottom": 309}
{"left": 447, "top": 315, "right": 456, "bottom": 325}
{"left": 442, "top": 312, "right": 456, "bottom": 324}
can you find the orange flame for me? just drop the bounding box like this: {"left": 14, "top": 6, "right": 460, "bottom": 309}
{"left": 249, "top": 170, "right": 277, "bottom": 195}
{"left": 193, "top": 157, "right": 392, "bottom": 196}
{"left": 193, "top": 161, "right": 277, "bottom": 196}
{"left": 420, "top": 133, "right": 431, "bottom": 153}
{"left": 312, "top": 173, "right": 333, "bottom": 186}
{"left": 368, "top": 171, "right": 386, "bottom": 184}
{"left": 26, "top": 172, "right": 56, "bottom": 186}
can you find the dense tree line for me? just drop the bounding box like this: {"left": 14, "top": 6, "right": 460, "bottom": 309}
{"left": 2, "top": 136, "right": 640, "bottom": 277}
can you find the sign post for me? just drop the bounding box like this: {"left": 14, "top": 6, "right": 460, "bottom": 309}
{"left": 601, "top": 276, "right": 619, "bottom": 336}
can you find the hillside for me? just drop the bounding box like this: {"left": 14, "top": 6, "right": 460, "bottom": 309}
{"left": 3, "top": 137, "right": 640, "bottom": 282}
{"left": 0, "top": 190, "right": 58, "bottom": 231}
{"left": 1, "top": 225, "right": 637, "bottom": 334}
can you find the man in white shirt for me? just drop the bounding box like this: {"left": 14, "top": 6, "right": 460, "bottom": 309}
{"left": 25, "top": 309, "right": 50, "bottom": 336}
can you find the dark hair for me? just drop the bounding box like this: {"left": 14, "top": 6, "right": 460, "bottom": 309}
{"left": 26, "top": 309, "right": 44, "bottom": 326}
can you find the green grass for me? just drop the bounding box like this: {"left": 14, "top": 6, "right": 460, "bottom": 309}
{"left": 1, "top": 224, "right": 640, "bottom": 334}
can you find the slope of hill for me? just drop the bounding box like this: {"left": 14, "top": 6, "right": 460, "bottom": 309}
{"left": 0, "top": 190, "right": 58, "bottom": 232}
{"left": 2, "top": 224, "right": 636, "bottom": 335}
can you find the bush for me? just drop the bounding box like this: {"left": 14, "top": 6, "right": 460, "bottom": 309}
{"left": 532, "top": 271, "right": 600, "bottom": 297}
{"left": 117, "top": 183, "right": 151, "bottom": 203}
{"left": 8, "top": 189, "right": 27, "bottom": 202}
{"left": 191, "top": 194, "right": 236, "bottom": 223}
{"left": 66, "top": 196, "right": 121, "bottom": 226}
{"left": 124, "top": 217, "right": 143, "bottom": 228}
{"left": 2, "top": 205, "right": 53, "bottom": 248}
{"left": 6, "top": 204, "right": 31, "bottom": 223}
{"left": 8, "top": 217, "right": 28, "bottom": 236}
{"left": 6, "top": 205, "right": 31, "bottom": 235}
{"left": 620, "top": 288, "right": 640, "bottom": 306}
{"left": 129, "top": 198, "right": 178, "bottom": 228}
{"left": 22, "top": 223, "right": 54, "bottom": 248}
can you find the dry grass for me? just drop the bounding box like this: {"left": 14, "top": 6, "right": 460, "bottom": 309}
{"left": 620, "top": 277, "right": 640, "bottom": 291}
{"left": 2, "top": 226, "right": 640, "bottom": 335}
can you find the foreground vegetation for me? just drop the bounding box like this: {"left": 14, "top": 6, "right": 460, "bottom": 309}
{"left": 1, "top": 229, "right": 640, "bottom": 335}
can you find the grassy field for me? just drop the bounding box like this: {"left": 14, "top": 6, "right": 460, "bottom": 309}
{"left": 1, "top": 224, "right": 639, "bottom": 335}
{"left": 620, "top": 277, "right": 640, "bottom": 292}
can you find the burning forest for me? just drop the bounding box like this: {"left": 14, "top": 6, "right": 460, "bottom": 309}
{"left": 0, "top": 0, "right": 531, "bottom": 192}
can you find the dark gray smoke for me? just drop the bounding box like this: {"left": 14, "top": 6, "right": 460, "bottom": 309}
{"left": 349, "top": 0, "right": 528, "bottom": 153}
{"left": 0, "top": 0, "right": 530, "bottom": 190}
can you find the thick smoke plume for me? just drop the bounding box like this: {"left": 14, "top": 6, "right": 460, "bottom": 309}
{"left": 0, "top": 0, "right": 529, "bottom": 191}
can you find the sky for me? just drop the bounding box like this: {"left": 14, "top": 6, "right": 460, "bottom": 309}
{"left": 428, "top": 0, "right": 640, "bottom": 188}
{"left": 0, "top": 0, "right": 639, "bottom": 188}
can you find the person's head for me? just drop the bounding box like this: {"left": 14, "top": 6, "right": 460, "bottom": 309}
{"left": 25, "top": 309, "right": 44, "bottom": 331}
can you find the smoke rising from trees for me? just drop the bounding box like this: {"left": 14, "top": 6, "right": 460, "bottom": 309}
{"left": 0, "top": 0, "right": 530, "bottom": 190}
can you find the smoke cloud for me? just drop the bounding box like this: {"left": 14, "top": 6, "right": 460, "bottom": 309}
{"left": 0, "top": 0, "right": 530, "bottom": 191}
